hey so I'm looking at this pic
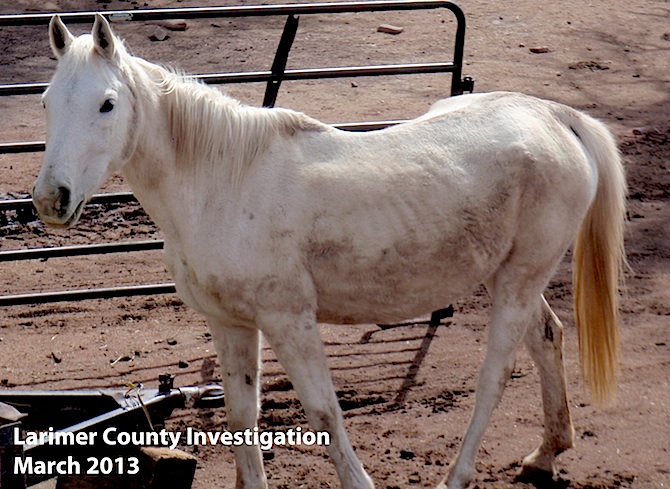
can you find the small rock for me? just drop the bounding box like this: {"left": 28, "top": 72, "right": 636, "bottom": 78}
{"left": 179, "top": 360, "right": 189, "bottom": 368}
{"left": 0, "top": 402, "right": 27, "bottom": 422}
{"left": 167, "top": 338, "right": 178, "bottom": 346}
{"left": 399, "top": 449, "right": 415, "bottom": 460}
{"left": 377, "top": 24, "right": 404, "bottom": 35}
{"left": 408, "top": 473, "right": 421, "bottom": 483}
{"left": 529, "top": 46, "right": 550, "bottom": 54}
{"left": 51, "top": 351, "right": 62, "bottom": 364}
{"left": 148, "top": 26, "right": 170, "bottom": 42}
{"left": 569, "top": 60, "right": 609, "bottom": 71}
{"left": 147, "top": 19, "right": 189, "bottom": 31}
{"left": 351, "top": 81, "right": 359, "bottom": 88}
{"left": 110, "top": 355, "right": 132, "bottom": 366}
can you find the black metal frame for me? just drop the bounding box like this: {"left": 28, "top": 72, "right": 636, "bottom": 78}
{"left": 0, "top": 1, "right": 473, "bottom": 306}
{"left": 0, "top": 375, "right": 225, "bottom": 488}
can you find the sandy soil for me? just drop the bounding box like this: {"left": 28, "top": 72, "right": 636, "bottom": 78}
{"left": 0, "top": 0, "right": 669, "bottom": 488}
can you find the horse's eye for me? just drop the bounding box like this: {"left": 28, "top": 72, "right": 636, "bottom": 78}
{"left": 100, "top": 99, "right": 115, "bottom": 113}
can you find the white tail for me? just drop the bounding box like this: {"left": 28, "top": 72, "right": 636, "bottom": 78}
{"left": 567, "top": 110, "right": 627, "bottom": 405}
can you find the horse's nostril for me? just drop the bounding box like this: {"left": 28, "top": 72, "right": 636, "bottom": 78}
{"left": 55, "top": 186, "right": 70, "bottom": 211}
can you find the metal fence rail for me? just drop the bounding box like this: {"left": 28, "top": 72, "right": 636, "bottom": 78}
{"left": 0, "top": 240, "right": 163, "bottom": 262}
{"left": 0, "top": 1, "right": 465, "bottom": 25}
{"left": 0, "top": 62, "right": 461, "bottom": 99}
{"left": 0, "top": 0, "right": 472, "bottom": 307}
{"left": 0, "top": 284, "right": 177, "bottom": 307}
{"left": 0, "top": 191, "right": 137, "bottom": 211}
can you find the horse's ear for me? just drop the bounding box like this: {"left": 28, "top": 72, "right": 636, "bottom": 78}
{"left": 49, "top": 15, "right": 74, "bottom": 58}
{"left": 92, "top": 14, "right": 117, "bottom": 61}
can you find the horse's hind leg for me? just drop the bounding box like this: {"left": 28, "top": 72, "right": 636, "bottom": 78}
{"left": 439, "top": 236, "right": 574, "bottom": 489}
{"left": 258, "top": 309, "right": 375, "bottom": 489}
{"left": 439, "top": 293, "right": 541, "bottom": 489}
{"left": 209, "top": 321, "right": 266, "bottom": 489}
{"left": 518, "top": 297, "right": 574, "bottom": 481}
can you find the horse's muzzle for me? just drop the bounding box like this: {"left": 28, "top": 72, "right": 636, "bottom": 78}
{"left": 32, "top": 185, "right": 84, "bottom": 228}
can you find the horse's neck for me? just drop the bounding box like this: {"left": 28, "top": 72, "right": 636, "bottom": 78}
{"left": 122, "top": 59, "right": 271, "bottom": 237}
{"left": 131, "top": 62, "right": 264, "bottom": 182}
{"left": 121, "top": 61, "right": 194, "bottom": 232}
{"left": 122, "top": 57, "right": 330, "bottom": 238}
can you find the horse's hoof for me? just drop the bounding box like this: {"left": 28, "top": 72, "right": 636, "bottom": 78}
{"left": 516, "top": 465, "right": 569, "bottom": 488}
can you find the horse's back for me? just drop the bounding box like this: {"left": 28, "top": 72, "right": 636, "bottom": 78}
{"left": 253, "top": 92, "right": 597, "bottom": 324}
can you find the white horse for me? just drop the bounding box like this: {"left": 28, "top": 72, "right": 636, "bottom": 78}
{"left": 33, "top": 15, "right": 626, "bottom": 489}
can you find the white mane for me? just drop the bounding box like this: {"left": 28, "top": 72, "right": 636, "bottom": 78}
{"left": 145, "top": 65, "right": 328, "bottom": 189}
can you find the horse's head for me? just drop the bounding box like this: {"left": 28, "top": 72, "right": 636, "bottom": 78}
{"left": 33, "top": 15, "right": 139, "bottom": 228}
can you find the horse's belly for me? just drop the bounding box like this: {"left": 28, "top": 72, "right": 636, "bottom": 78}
{"left": 309, "top": 236, "right": 507, "bottom": 325}
{"left": 314, "top": 279, "right": 466, "bottom": 325}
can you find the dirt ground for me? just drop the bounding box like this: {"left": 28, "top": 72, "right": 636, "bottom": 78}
{"left": 0, "top": 0, "right": 669, "bottom": 488}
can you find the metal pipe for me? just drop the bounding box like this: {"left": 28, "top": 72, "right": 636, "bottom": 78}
{"left": 0, "top": 61, "right": 457, "bottom": 98}
{"left": 0, "top": 240, "right": 164, "bottom": 262}
{"left": 0, "top": 192, "right": 136, "bottom": 211}
{"left": 0, "top": 1, "right": 463, "bottom": 26}
{"left": 0, "top": 283, "right": 176, "bottom": 307}
{"left": 0, "top": 140, "right": 45, "bottom": 153}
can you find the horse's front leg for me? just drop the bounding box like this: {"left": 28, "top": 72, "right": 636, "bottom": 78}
{"left": 209, "top": 320, "right": 266, "bottom": 489}
{"left": 257, "top": 309, "right": 375, "bottom": 489}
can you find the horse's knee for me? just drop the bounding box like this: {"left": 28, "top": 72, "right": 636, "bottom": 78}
{"left": 305, "top": 405, "right": 340, "bottom": 434}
